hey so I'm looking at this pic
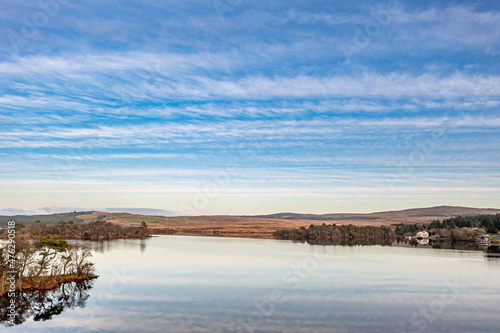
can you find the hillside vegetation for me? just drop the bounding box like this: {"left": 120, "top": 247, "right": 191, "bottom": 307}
{"left": 1, "top": 236, "right": 96, "bottom": 296}
{"left": 0, "top": 220, "right": 151, "bottom": 240}
{"left": 0, "top": 212, "right": 89, "bottom": 227}
{"left": 273, "top": 224, "right": 396, "bottom": 245}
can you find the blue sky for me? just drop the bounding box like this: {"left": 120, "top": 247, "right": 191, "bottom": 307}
{"left": 0, "top": 0, "right": 499, "bottom": 215}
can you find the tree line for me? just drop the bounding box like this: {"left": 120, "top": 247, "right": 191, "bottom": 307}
{"left": 0, "top": 211, "right": 88, "bottom": 227}
{"left": 1, "top": 220, "right": 151, "bottom": 240}
{"left": 427, "top": 214, "right": 500, "bottom": 233}
{"left": 394, "top": 214, "right": 500, "bottom": 236}
{"left": 273, "top": 223, "right": 396, "bottom": 245}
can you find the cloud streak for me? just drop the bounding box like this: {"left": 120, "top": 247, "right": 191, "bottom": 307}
{"left": 0, "top": 0, "right": 499, "bottom": 213}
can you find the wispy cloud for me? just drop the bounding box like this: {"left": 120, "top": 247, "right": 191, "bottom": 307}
{"left": 0, "top": 208, "right": 39, "bottom": 216}
{"left": 1, "top": 0, "right": 499, "bottom": 213}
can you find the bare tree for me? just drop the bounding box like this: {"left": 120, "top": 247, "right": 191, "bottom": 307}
{"left": 73, "top": 245, "right": 95, "bottom": 278}
{"left": 14, "top": 238, "right": 37, "bottom": 289}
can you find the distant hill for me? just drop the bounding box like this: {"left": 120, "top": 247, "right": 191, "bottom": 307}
{"left": 251, "top": 212, "right": 380, "bottom": 221}
{"left": 374, "top": 205, "right": 500, "bottom": 217}
{"left": 2, "top": 206, "right": 500, "bottom": 233}
{"left": 250, "top": 206, "right": 500, "bottom": 223}
{"left": 0, "top": 211, "right": 91, "bottom": 227}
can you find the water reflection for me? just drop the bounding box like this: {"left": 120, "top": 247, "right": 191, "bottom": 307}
{"left": 292, "top": 237, "right": 394, "bottom": 246}
{"left": 294, "top": 237, "right": 500, "bottom": 261}
{"left": 69, "top": 237, "right": 151, "bottom": 254}
{"left": 3, "top": 236, "right": 500, "bottom": 332}
{"left": 0, "top": 280, "right": 94, "bottom": 327}
{"left": 485, "top": 246, "right": 500, "bottom": 261}
{"left": 416, "top": 238, "right": 429, "bottom": 245}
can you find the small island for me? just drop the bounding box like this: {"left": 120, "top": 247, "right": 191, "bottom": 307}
{"left": 0, "top": 219, "right": 157, "bottom": 298}
{"left": 0, "top": 235, "right": 97, "bottom": 297}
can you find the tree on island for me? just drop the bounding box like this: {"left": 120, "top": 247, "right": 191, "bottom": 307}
{"left": 1, "top": 236, "right": 96, "bottom": 296}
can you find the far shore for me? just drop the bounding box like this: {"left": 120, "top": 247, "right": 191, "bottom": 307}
{"left": 73, "top": 206, "right": 500, "bottom": 240}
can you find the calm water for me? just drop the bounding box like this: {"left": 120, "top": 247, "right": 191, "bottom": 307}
{"left": 4, "top": 235, "right": 500, "bottom": 332}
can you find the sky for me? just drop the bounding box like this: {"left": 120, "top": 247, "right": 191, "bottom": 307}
{"left": 0, "top": 0, "right": 499, "bottom": 215}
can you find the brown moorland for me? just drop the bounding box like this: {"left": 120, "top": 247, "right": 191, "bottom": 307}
{"left": 75, "top": 205, "right": 500, "bottom": 239}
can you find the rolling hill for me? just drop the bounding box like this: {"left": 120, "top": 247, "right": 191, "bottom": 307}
{"left": 2, "top": 205, "right": 499, "bottom": 238}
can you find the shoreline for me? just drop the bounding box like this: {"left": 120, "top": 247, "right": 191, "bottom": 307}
{"left": 1, "top": 274, "right": 99, "bottom": 297}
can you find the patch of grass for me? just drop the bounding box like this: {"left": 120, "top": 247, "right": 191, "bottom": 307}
{"left": 409, "top": 214, "right": 450, "bottom": 217}
{"left": 327, "top": 216, "right": 380, "bottom": 220}
{"left": 119, "top": 217, "right": 161, "bottom": 223}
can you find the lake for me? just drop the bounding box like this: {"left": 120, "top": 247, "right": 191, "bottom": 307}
{"left": 3, "top": 235, "right": 500, "bottom": 332}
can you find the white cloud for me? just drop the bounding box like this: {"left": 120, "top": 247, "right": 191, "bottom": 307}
{"left": 39, "top": 206, "right": 91, "bottom": 214}
{"left": 1, "top": 49, "right": 499, "bottom": 105}
{"left": 394, "top": 5, "right": 500, "bottom": 48}
{"left": 103, "top": 208, "right": 176, "bottom": 216}
{"left": 0, "top": 51, "right": 235, "bottom": 76}
{"left": 0, "top": 208, "right": 38, "bottom": 216}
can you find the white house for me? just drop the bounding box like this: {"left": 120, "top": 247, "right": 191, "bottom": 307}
{"left": 416, "top": 231, "right": 429, "bottom": 239}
